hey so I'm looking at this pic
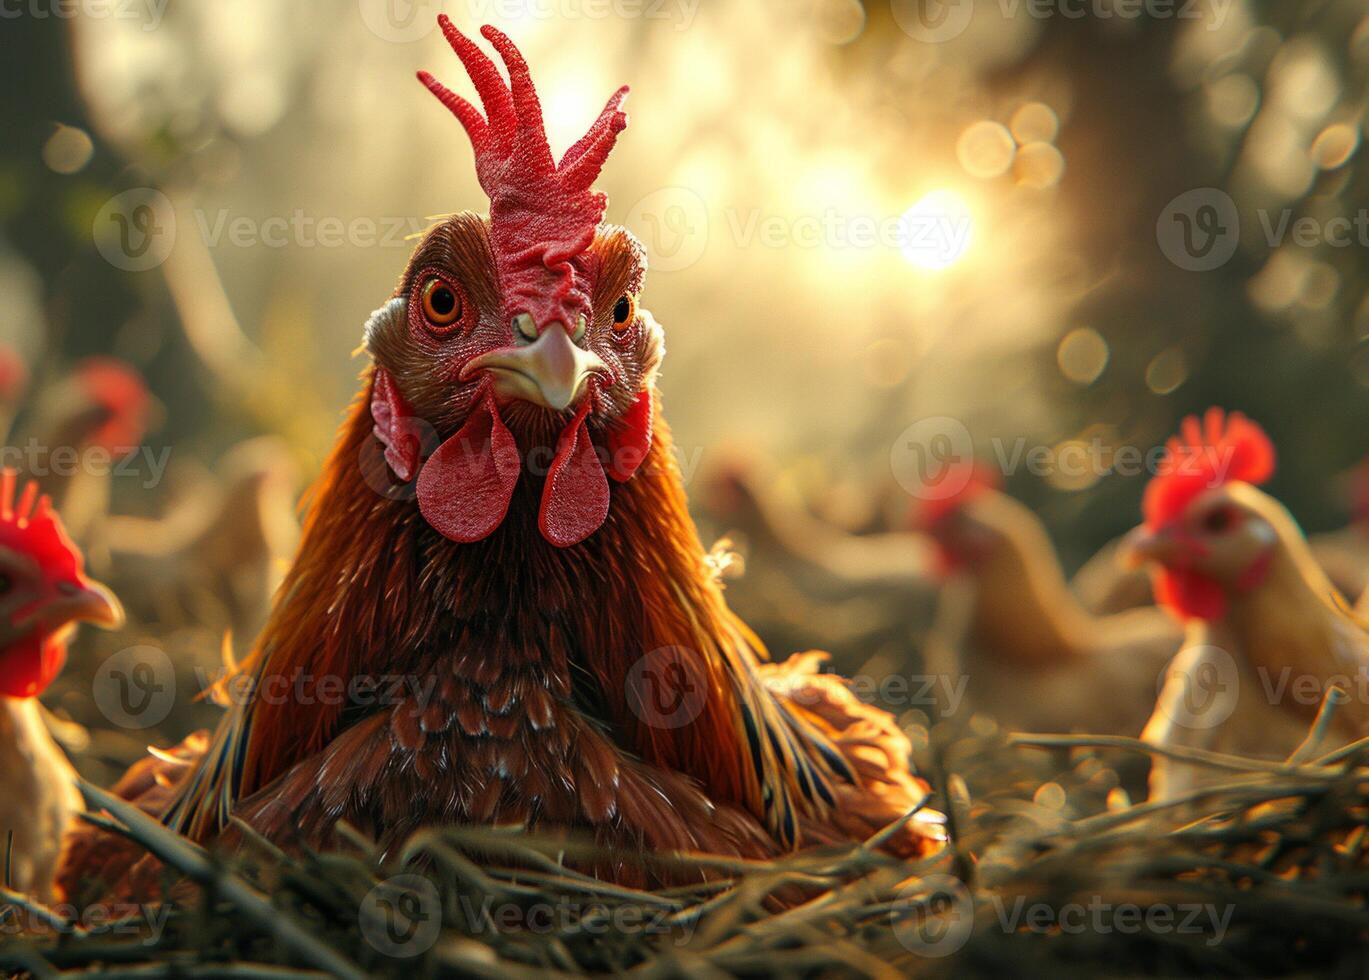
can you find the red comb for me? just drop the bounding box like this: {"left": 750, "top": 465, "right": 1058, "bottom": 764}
{"left": 906, "top": 459, "right": 1000, "bottom": 531}
{"left": 1143, "top": 408, "right": 1275, "bottom": 529}
{"left": 0, "top": 470, "right": 81, "bottom": 582}
{"left": 75, "top": 357, "right": 150, "bottom": 451}
{"left": 418, "top": 18, "right": 628, "bottom": 335}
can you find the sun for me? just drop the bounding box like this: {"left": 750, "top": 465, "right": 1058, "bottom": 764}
{"left": 900, "top": 190, "right": 975, "bottom": 270}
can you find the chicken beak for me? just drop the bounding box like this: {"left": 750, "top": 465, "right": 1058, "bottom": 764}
{"left": 1120, "top": 523, "right": 1185, "bottom": 569}
{"left": 463, "top": 319, "right": 608, "bottom": 412}
{"left": 16, "top": 579, "right": 125, "bottom": 633}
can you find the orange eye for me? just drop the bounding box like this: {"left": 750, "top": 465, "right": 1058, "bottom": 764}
{"left": 611, "top": 294, "right": 636, "bottom": 333}
{"left": 421, "top": 277, "right": 463, "bottom": 329}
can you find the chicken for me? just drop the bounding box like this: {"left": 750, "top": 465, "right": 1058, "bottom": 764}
{"left": 28, "top": 357, "right": 154, "bottom": 547}
{"left": 913, "top": 461, "right": 1182, "bottom": 736}
{"left": 1070, "top": 533, "right": 1157, "bottom": 615}
{"left": 102, "top": 436, "right": 300, "bottom": 639}
{"left": 1125, "top": 409, "right": 1369, "bottom": 802}
{"left": 698, "top": 453, "right": 937, "bottom": 664}
{"left": 59, "top": 19, "right": 943, "bottom": 901}
{"left": 0, "top": 471, "right": 122, "bottom": 901}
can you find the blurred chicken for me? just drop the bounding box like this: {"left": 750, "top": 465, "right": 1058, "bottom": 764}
{"left": 1070, "top": 533, "right": 1157, "bottom": 615}
{"left": 698, "top": 453, "right": 937, "bottom": 662}
{"left": 1126, "top": 409, "right": 1369, "bottom": 802}
{"left": 1306, "top": 460, "right": 1369, "bottom": 604}
{"left": 102, "top": 437, "right": 300, "bottom": 638}
{"left": 0, "top": 472, "right": 122, "bottom": 900}
{"left": 27, "top": 358, "right": 155, "bottom": 547}
{"left": 914, "top": 461, "right": 1182, "bottom": 735}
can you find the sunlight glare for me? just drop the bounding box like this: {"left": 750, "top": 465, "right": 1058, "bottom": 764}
{"left": 900, "top": 190, "right": 975, "bottom": 270}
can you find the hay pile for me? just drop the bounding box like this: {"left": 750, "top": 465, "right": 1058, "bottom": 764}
{"left": 3, "top": 711, "right": 1366, "bottom": 980}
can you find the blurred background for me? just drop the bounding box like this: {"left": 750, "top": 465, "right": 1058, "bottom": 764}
{"left": 5, "top": 0, "right": 1369, "bottom": 777}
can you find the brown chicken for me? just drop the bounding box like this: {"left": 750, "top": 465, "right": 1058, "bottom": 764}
{"left": 913, "top": 461, "right": 1182, "bottom": 735}
{"left": 1126, "top": 409, "right": 1369, "bottom": 801}
{"left": 59, "top": 20, "right": 943, "bottom": 901}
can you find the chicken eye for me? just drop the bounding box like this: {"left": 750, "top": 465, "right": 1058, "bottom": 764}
{"left": 420, "top": 277, "right": 463, "bottom": 330}
{"left": 1202, "top": 505, "right": 1238, "bottom": 534}
{"left": 611, "top": 294, "right": 636, "bottom": 333}
{"left": 0, "top": 574, "right": 11, "bottom": 595}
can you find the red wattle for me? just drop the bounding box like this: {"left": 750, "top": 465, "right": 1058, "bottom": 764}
{"left": 605, "top": 390, "right": 653, "bottom": 482}
{"left": 1154, "top": 568, "right": 1227, "bottom": 622}
{"left": 0, "top": 634, "right": 66, "bottom": 698}
{"left": 371, "top": 368, "right": 420, "bottom": 482}
{"left": 539, "top": 402, "right": 610, "bottom": 547}
{"left": 417, "top": 390, "right": 521, "bottom": 543}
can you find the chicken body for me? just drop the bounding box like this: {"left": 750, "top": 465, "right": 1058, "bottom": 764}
{"left": 1, "top": 697, "right": 82, "bottom": 901}
{"left": 920, "top": 482, "right": 1182, "bottom": 735}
